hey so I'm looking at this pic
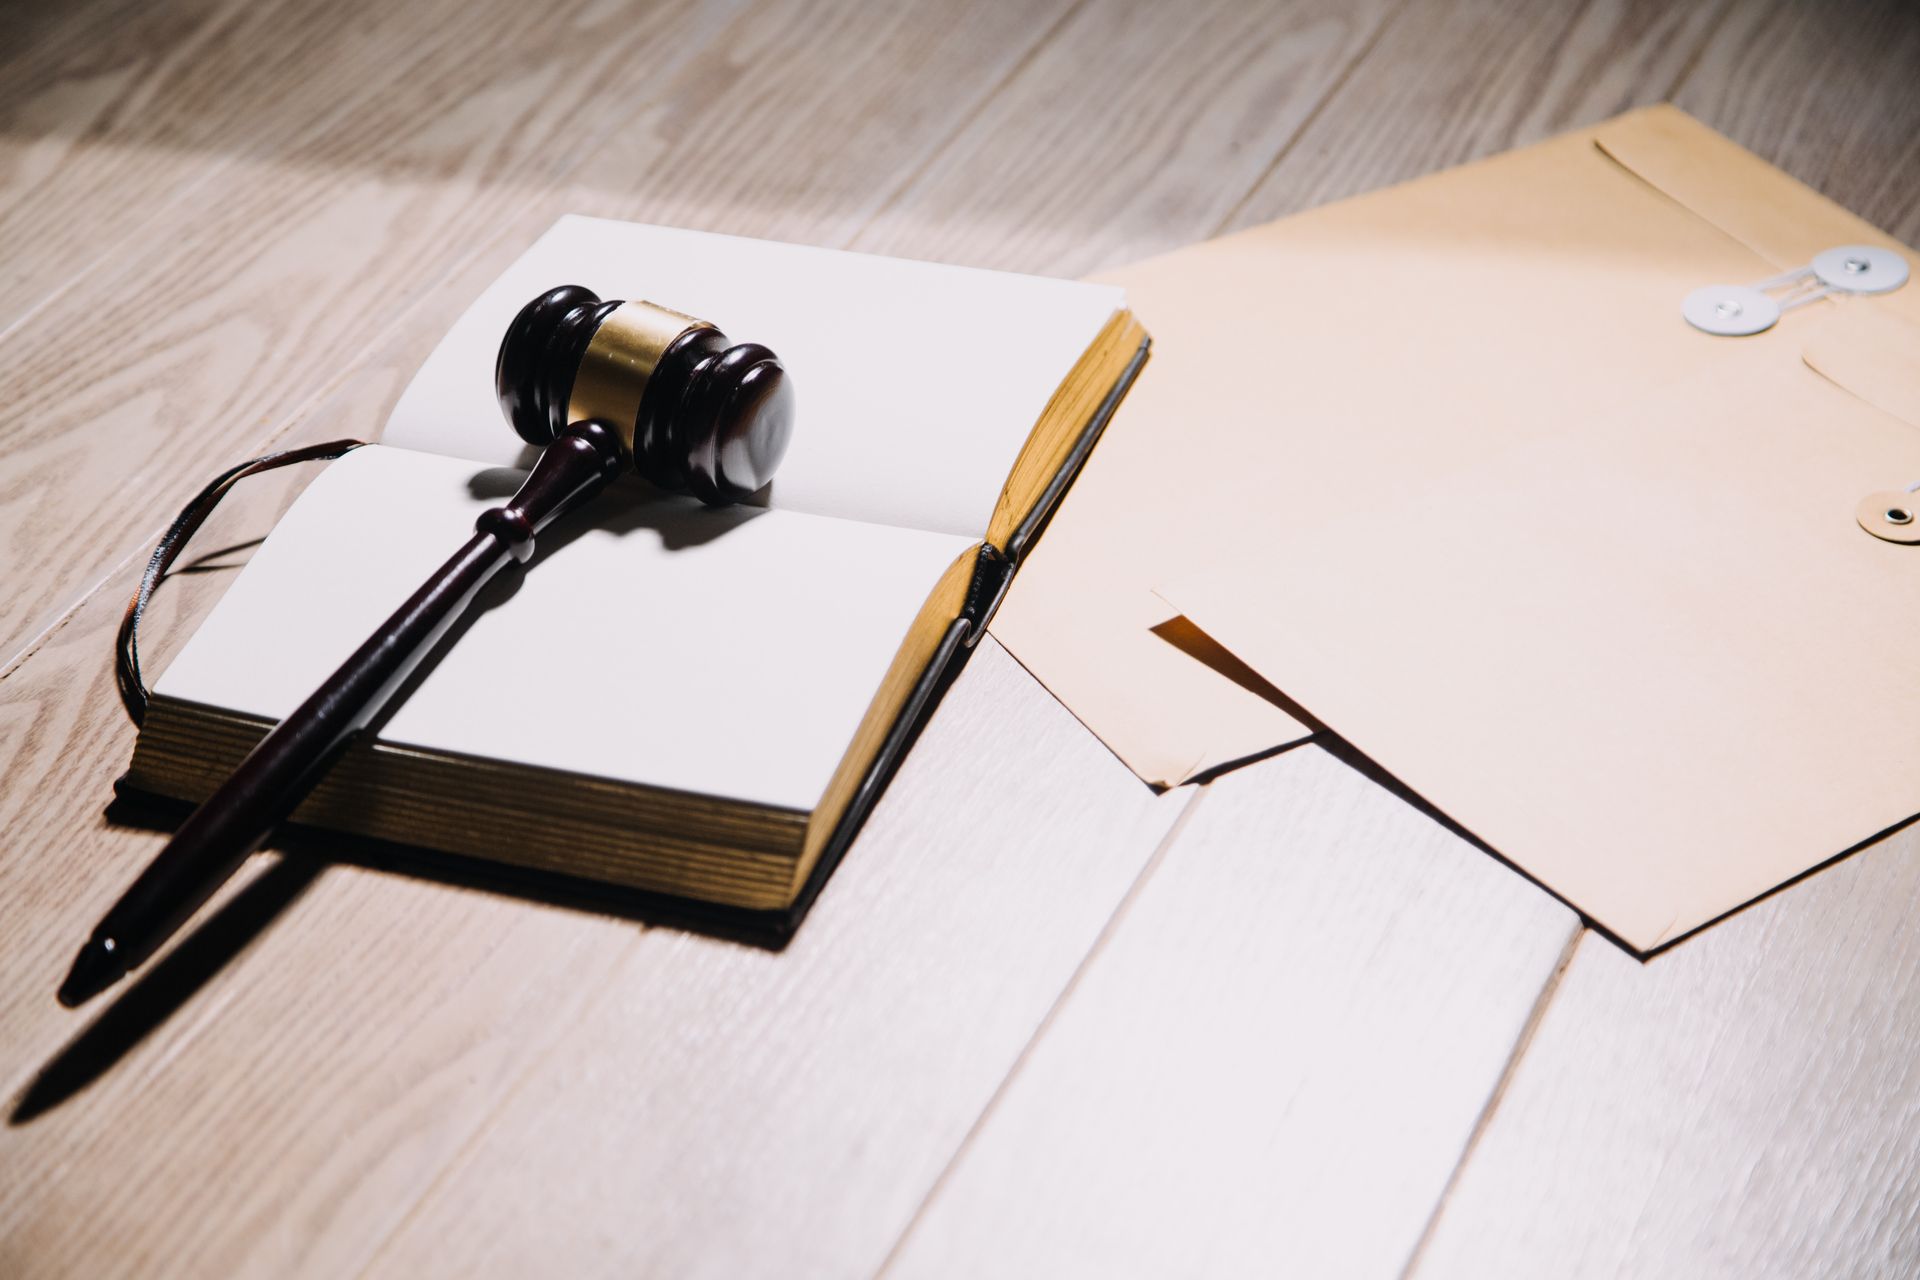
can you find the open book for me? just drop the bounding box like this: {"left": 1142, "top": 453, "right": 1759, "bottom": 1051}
{"left": 125, "top": 216, "right": 1147, "bottom": 931}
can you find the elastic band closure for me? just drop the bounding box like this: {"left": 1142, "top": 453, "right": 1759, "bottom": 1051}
{"left": 117, "top": 439, "right": 366, "bottom": 726}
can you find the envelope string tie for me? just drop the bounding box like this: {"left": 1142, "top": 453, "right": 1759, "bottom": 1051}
{"left": 1855, "top": 479, "right": 1920, "bottom": 545}
{"left": 1683, "top": 244, "right": 1909, "bottom": 337}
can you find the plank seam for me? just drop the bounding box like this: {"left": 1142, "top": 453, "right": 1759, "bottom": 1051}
{"left": 348, "top": 929, "right": 649, "bottom": 1280}
{"left": 849, "top": 0, "right": 1094, "bottom": 250}
{"left": 1397, "top": 921, "right": 1586, "bottom": 1280}
{"left": 0, "top": 0, "right": 264, "bottom": 351}
{"left": 0, "top": 198, "right": 547, "bottom": 680}
{"left": 0, "top": 559, "right": 132, "bottom": 686}
{"left": 1663, "top": 0, "right": 1740, "bottom": 102}
{"left": 870, "top": 782, "right": 1210, "bottom": 1279}
{"left": 1204, "top": 0, "right": 1410, "bottom": 238}
{"left": 0, "top": 0, "right": 759, "bottom": 680}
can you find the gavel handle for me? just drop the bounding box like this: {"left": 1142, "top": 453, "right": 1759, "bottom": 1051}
{"left": 61, "top": 420, "right": 625, "bottom": 1002}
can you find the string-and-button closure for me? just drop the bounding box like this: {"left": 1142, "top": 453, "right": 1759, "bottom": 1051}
{"left": 1856, "top": 487, "right": 1920, "bottom": 545}
{"left": 1684, "top": 244, "right": 1908, "bottom": 336}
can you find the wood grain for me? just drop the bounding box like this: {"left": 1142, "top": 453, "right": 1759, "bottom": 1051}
{"left": 0, "top": 528, "right": 1178, "bottom": 1279}
{"left": 1401, "top": 8, "right": 1920, "bottom": 1276}
{"left": 0, "top": 4, "right": 1173, "bottom": 1274}
{"left": 0, "top": 0, "right": 1103, "bottom": 676}
{"left": 564, "top": 0, "right": 1083, "bottom": 249}
{"left": 0, "top": 0, "right": 760, "bottom": 672}
{"left": 0, "top": 0, "right": 1103, "bottom": 1117}
{"left": 1411, "top": 821, "right": 1920, "bottom": 1280}
{"left": 1228, "top": 0, "right": 1730, "bottom": 226}
{"left": 849, "top": 0, "right": 1399, "bottom": 275}
{"left": 882, "top": 747, "right": 1578, "bottom": 1279}
{"left": 353, "top": 642, "right": 1187, "bottom": 1280}
{"left": 0, "top": 0, "right": 460, "bottom": 336}
{"left": 1674, "top": 0, "right": 1920, "bottom": 244}
{"left": 3, "top": 0, "right": 1920, "bottom": 1275}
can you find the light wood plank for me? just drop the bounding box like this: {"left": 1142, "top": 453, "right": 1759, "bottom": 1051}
{"left": 1411, "top": 821, "right": 1920, "bottom": 1279}
{"left": 849, "top": 0, "right": 1399, "bottom": 276}
{"left": 0, "top": 378, "right": 651, "bottom": 1274}
{"left": 322, "top": 11, "right": 1555, "bottom": 1268}
{"left": 875, "top": 7, "right": 1860, "bottom": 1272}
{"left": 0, "top": 861, "right": 639, "bottom": 1279}
{"left": 0, "top": 381, "right": 406, "bottom": 1102}
{"left": 0, "top": 0, "right": 1084, "bottom": 1089}
{"left": 0, "top": 0, "right": 1103, "bottom": 677}
{"left": 0, "top": 0, "right": 450, "bottom": 336}
{"left": 883, "top": 746, "right": 1577, "bottom": 1280}
{"left": 1228, "top": 0, "right": 1729, "bottom": 225}
{"left": 6, "top": 1, "right": 1919, "bottom": 1276}
{"left": 0, "top": 6, "right": 1145, "bottom": 1274}
{"left": 37, "top": 6, "right": 1444, "bottom": 1271}
{"left": 350, "top": 641, "right": 1186, "bottom": 1280}
{"left": 0, "top": 544, "right": 1178, "bottom": 1280}
{"left": 1674, "top": 0, "right": 1920, "bottom": 243}
{"left": 0, "top": 0, "right": 760, "bottom": 672}
{"left": 564, "top": 0, "right": 1082, "bottom": 248}
{"left": 0, "top": 0, "right": 240, "bottom": 149}
{"left": 869, "top": 8, "right": 1747, "bottom": 1270}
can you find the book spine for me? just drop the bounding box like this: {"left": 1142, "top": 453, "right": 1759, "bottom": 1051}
{"left": 960, "top": 544, "right": 1014, "bottom": 646}
{"left": 999, "top": 335, "right": 1152, "bottom": 566}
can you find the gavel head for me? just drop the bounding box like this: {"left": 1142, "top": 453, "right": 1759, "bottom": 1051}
{"left": 494, "top": 285, "right": 795, "bottom": 505}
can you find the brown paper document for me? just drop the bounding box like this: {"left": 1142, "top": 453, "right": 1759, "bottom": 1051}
{"left": 995, "top": 106, "right": 1920, "bottom": 788}
{"left": 1136, "top": 107, "right": 1920, "bottom": 950}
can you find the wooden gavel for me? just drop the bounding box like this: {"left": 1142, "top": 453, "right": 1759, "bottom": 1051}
{"left": 59, "top": 289, "right": 794, "bottom": 1007}
{"left": 497, "top": 284, "right": 793, "bottom": 504}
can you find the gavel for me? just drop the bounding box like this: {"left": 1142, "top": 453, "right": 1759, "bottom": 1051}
{"left": 59, "top": 289, "right": 795, "bottom": 1007}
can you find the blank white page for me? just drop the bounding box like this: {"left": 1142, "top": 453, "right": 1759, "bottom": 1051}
{"left": 157, "top": 447, "right": 976, "bottom": 811}
{"left": 384, "top": 216, "right": 1122, "bottom": 538}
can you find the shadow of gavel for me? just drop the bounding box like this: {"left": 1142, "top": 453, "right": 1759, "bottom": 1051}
{"left": 60, "top": 288, "right": 796, "bottom": 1008}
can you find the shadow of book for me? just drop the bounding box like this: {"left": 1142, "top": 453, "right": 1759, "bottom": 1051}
{"left": 22, "top": 504, "right": 830, "bottom": 1123}
{"left": 100, "top": 785, "right": 808, "bottom": 951}
{"left": 12, "top": 784, "right": 825, "bottom": 1126}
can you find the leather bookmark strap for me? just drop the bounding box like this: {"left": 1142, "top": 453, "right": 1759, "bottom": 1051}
{"left": 117, "top": 439, "right": 366, "bottom": 727}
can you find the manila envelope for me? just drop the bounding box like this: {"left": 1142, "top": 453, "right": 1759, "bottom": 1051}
{"left": 995, "top": 103, "right": 1914, "bottom": 788}
{"left": 1131, "top": 107, "right": 1920, "bottom": 951}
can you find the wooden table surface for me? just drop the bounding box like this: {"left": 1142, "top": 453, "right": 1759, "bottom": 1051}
{"left": 3, "top": 0, "right": 1918, "bottom": 1275}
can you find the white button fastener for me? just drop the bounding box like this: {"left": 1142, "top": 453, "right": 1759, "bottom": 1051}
{"left": 1684, "top": 244, "right": 1909, "bottom": 337}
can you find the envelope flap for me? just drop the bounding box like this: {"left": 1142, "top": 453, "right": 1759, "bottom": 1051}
{"left": 1159, "top": 332, "right": 1920, "bottom": 952}
{"left": 1595, "top": 105, "right": 1920, "bottom": 328}
{"left": 1804, "top": 305, "right": 1920, "bottom": 430}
